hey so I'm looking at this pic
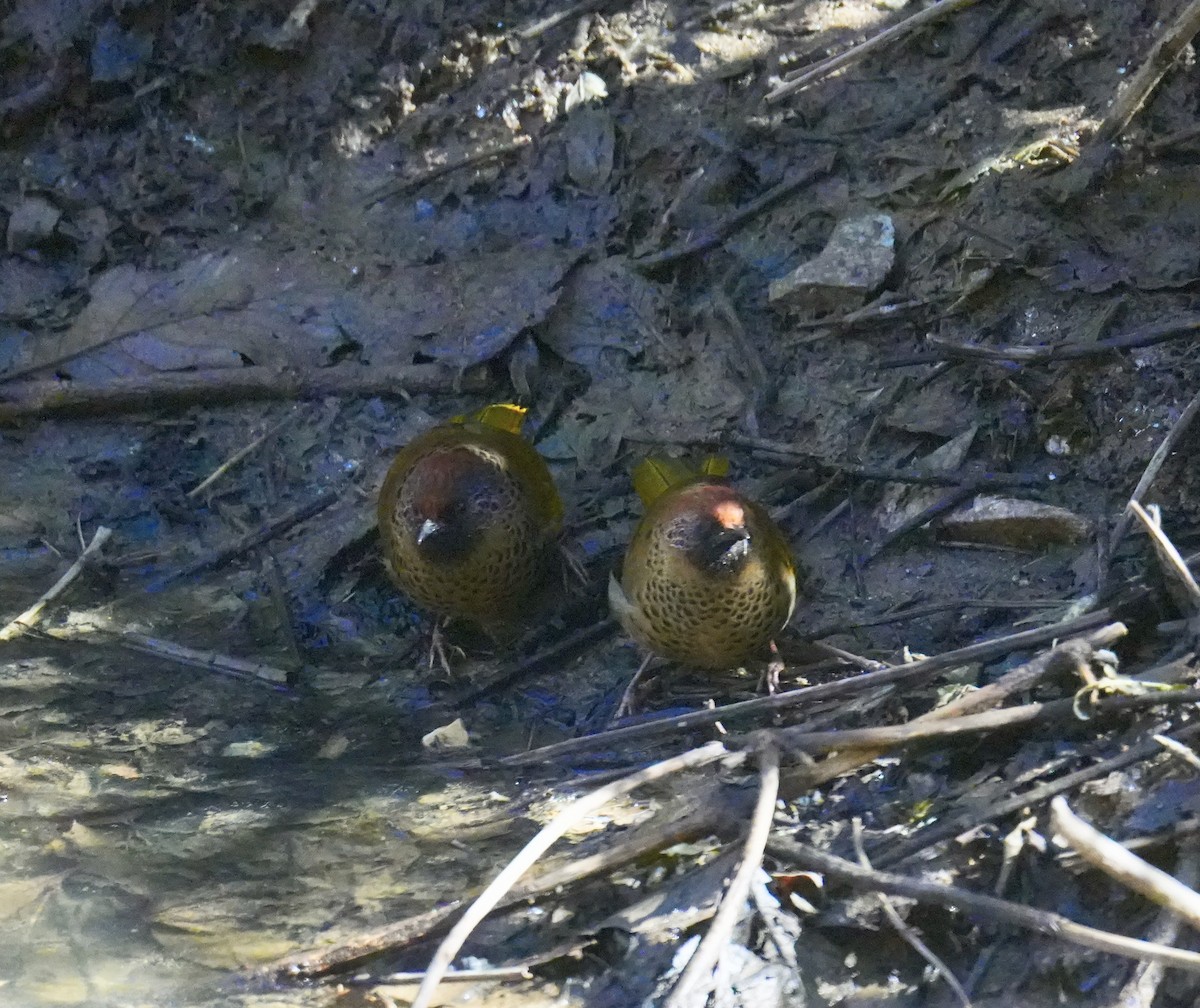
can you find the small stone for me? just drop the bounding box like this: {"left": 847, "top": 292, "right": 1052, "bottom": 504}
{"left": 769, "top": 212, "right": 895, "bottom": 311}
{"left": 6, "top": 197, "right": 61, "bottom": 252}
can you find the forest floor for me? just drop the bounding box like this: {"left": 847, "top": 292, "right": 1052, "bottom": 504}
{"left": 3, "top": 1, "right": 1200, "bottom": 1006}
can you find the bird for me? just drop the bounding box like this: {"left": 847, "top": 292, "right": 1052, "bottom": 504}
{"left": 609, "top": 455, "right": 797, "bottom": 672}
{"left": 377, "top": 403, "right": 564, "bottom": 648}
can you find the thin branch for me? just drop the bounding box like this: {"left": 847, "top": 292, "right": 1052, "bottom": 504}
{"left": 516, "top": 0, "right": 607, "bottom": 39}
{"left": 664, "top": 743, "right": 779, "bottom": 1008}
{"left": 630, "top": 161, "right": 831, "bottom": 273}
{"left": 267, "top": 794, "right": 732, "bottom": 981}
{"left": 410, "top": 742, "right": 738, "bottom": 1008}
{"left": 363, "top": 137, "right": 532, "bottom": 208}
{"left": 881, "top": 315, "right": 1200, "bottom": 369}
{"left": 1051, "top": 797, "right": 1200, "bottom": 931}
{"left": 874, "top": 719, "right": 1200, "bottom": 870}
{"left": 769, "top": 683, "right": 1200, "bottom": 759}
{"left": 768, "top": 836, "right": 1200, "bottom": 972}
{"left": 1094, "top": 0, "right": 1200, "bottom": 144}
{"left": 0, "top": 526, "right": 113, "bottom": 642}
{"left": 43, "top": 623, "right": 291, "bottom": 688}
{"left": 187, "top": 417, "right": 290, "bottom": 498}
{"left": 852, "top": 818, "right": 971, "bottom": 1008}
{"left": 765, "top": 0, "right": 983, "bottom": 102}
{"left": 1127, "top": 502, "right": 1200, "bottom": 604}
{"left": 0, "top": 363, "right": 475, "bottom": 422}
{"left": 780, "top": 624, "right": 1129, "bottom": 792}
{"left": 500, "top": 607, "right": 1125, "bottom": 767}
{"left": 1108, "top": 842, "right": 1200, "bottom": 1008}
{"left": 1107, "top": 388, "right": 1200, "bottom": 559}
{"left": 151, "top": 489, "right": 338, "bottom": 589}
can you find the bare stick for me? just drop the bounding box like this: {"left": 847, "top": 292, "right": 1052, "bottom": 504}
{"left": 1107, "top": 842, "right": 1200, "bottom": 1008}
{"left": 631, "top": 161, "right": 831, "bottom": 272}
{"left": 875, "top": 719, "right": 1200, "bottom": 871}
{"left": 268, "top": 795, "right": 731, "bottom": 981}
{"left": 881, "top": 315, "right": 1200, "bottom": 368}
{"left": 500, "top": 607, "right": 1123, "bottom": 767}
{"left": 1095, "top": 0, "right": 1200, "bottom": 144}
{"left": 781, "top": 624, "right": 1127, "bottom": 791}
{"left": 44, "top": 624, "right": 291, "bottom": 687}
{"left": 153, "top": 489, "right": 337, "bottom": 588}
{"left": 410, "top": 742, "right": 737, "bottom": 1008}
{"left": 364, "top": 137, "right": 532, "bottom": 208}
{"left": 0, "top": 363, "right": 473, "bottom": 423}
{"left": 765, "top": 0, "right": 982, "bottom": 103}
{"left": 664, "top": 743, "right": 779, "bottom": 1008}
{"left": 769, "top": 836, "right": 1200, "bottom": 972}
{"left": 187, "top": 418, "right": 289, "bottom": 498}
{"left": 1051, "top": 797, "right": 1200, "bottom": 931}
{"left": 517, "top": 0, "right": 606, "bottom": 39}
{"left": 0, "top": 526, "right": 113, "bottom": 642}
{"left": 1108, "top": 388, "right": 1200, "bottom": 558}
{"left": 768, "top": 681, "right": 1200, "bottom": 759}
{"left": 1154, "top": 733, "right": 1200, "bottom": 773}
{"left": 852, "top": 819, "right": 971, "bottom": 1008}
{"left": 1127, "top": 502, "right": 1200, "bottom": 604}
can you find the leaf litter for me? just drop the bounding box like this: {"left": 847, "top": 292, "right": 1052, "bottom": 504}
{"left": 3, "top": 0, "right": 1200, "bottom": 1006}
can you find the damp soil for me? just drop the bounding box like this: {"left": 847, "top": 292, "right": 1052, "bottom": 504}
{"left": 3, "top": 1, "right": 1200, "bottom": 1006}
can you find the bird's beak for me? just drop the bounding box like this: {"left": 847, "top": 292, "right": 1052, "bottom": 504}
{"left": 719, "top": 527, "right": 750, "bottom": 561}
{"left": 416, "top": 518, "right": 442, "bottom": 546}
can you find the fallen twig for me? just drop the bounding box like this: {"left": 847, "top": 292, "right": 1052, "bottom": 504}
{"left": 1128, "top": 501, "right": 1200, "bottom": 604}
{"left": 500, "top": 607, "right": 1124, "bottom": 767}
{"left": 516, "top": 0, "right": 606, "bottom": 39}
{"left": 768, "top": 836, "right": 1200, "bottom": 972}
{"left": 151, "top": 489, "right": 338, "bottom": 589}
{"left": 363, "top": 136, "right": 533, "bottom": 208}
{"left": 765, "top": 0, "right": 983, "bottom": 103}
{"left": 1094, "top": 0, "right": 1200, "bottom": 146}
{"left": 873, "top": 719, "right": 1200, "bottom": 870}
{"left": 880, "top": 315, "right": 1200, "bottom": 369}
{"left": 779, "top": 623, "right": 1128, "bottom": 793}
{"left": 852, "top": 818, "right": 971, "bottom": 1008}
{"left": 187, "top": 417, "right": 291, "bottom": 499}
{"left": 769, "top": 684, "right": 1200, "bottom": 759}
{"left": 1051, "top": 796, "right": 1200, "bottom": 932}
{"left": 630, "top": 160, "right": 832, "bottom": 273}
{"left": 1109, "top": 841, "right": 1200, "bottom": 1008}
{"left": 664, "top": 742, "right": 778, "bottom": 1008}
{"left": 268, "top": 793, "right": 734, "bottom": 980}
{"left": 0, "top": 363, "right": 474, "bottom": 423}
{"left": 410, "top": 742, "right": 738, "bottom": 1008}
{"left": 43, "top": 623, "right": 292, "bottom": 687}
{"left": 0, "top": 526, "right": 113, "bottom": 642}
{"left": 1107, "top": 388, "right": 1200, "bottom": 562}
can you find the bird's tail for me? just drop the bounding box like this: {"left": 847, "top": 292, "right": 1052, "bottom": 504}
{"left": 632, "top": 454, "right": 729, "bottom": 506}
{"left": 456, "top": 402, "right": 529, "bottom": 435}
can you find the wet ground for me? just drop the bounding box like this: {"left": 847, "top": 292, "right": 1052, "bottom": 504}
{"left": 4, "top": 0, "right": 1200, "bottom": 1005}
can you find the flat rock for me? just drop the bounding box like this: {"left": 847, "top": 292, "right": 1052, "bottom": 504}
{"left": 939, "top": 496, "right": 1089, "bottom": 549}
{"left": 769, "top": 212, "right": 894, "bottom": 310}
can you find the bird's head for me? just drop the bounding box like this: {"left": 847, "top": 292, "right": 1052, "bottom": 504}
{"left": 408, "top": 448, "right": 504, "bottom": 563}
{"left": 665, "top": 484, "right": 753, "bottom": 575}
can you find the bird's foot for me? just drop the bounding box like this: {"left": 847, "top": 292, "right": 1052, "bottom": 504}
{"left": 427, "top": 621, "right": 465, "bottom": 675}
{"left": 760, "top": 640, "right": 785, "bottom": 695}
{"left": 558, "top": 540, "right": 590, "bottom": 590}
{"left": 611, "top": 653, "right": 655, "bottom": 723}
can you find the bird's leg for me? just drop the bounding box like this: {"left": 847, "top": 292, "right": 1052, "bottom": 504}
{"left": 427, "top": 618, "right": 465, "bottom": 675}
{"left": 612, "top": 652, "right": 655, "bottom": 722}
{"left": 558, "top": 539, "right": 589, "bottom": 590}
{"left": 761, "top": 640, "right": 785, "bottom": 695}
